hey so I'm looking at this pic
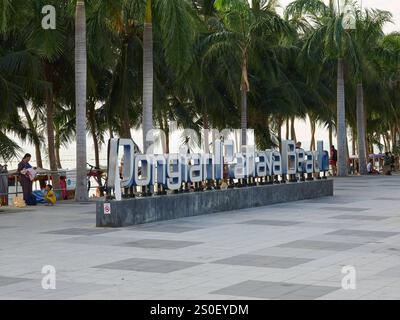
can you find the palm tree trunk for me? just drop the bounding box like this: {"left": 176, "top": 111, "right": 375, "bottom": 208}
{"left": 88, "top": 102, "right": 100, "bottom": 169}
{"left": 336, "top": 59, "right": 347, "bottom": 176}
{"left": 285, "top": 118, "right": 290, "bottom": 140}
{"left": 75, "top": 1, "right": 88, "bottom": 202}
{"left": 310, "top": 115, "right": 316, "bottom": 151}
{"left": 45, "top": 85, "right": 60, "bottom": 192}
{"left": 203, "top": 112, "right": 209, "bottom": 153}
{"left": 120, "top": 43, "right": 132, "bottom": 139}
{"left": 21, "top": 103, "right": 43, "bottom": 168}
{"left": 290, "top": 116, "right": 296, "bottom": 142}
{"left": 34, "top": 143, "right": 43, "bottom": 169}
{"left": 265, "top": 115, "right": 272, "bottom": 148}
{"left": 143, "top": 0, "right": 153, "bottom": 153}
{"left": 356, "top": 83, "right": 367, "bottom": 174}
{"left": 385, "top": 133, "right": 391, "bottom": 152}
{"left": 382, "top": 134, "right": 387, "bottom": 152}
{"left": 55, "top": 126, "right": 62, "bottom": 169}
{"left": 352, "top": 128, "right": 356, "bottom": 156}
{"left": 277, "top": 117, "right": 283, "bottom": 152}
{"left": 240, "top": 89, "right": 247, "bottom": 147}
{"left": 240, "top": 53, "right": 249, "bottom": 147}
{"left": 329, "top": 124, "right": 333, "bottom": 149}
{"left": 390, "top": 125, "right": 396, "bottom": 150}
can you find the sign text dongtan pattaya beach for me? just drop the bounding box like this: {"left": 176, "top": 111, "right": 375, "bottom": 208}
{"left": 106, "top": 138, "right": 330, "bottom": 200}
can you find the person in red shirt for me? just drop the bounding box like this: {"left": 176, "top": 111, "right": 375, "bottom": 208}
{"left": 330, "top": 146, "right": 338, "bottom": 176}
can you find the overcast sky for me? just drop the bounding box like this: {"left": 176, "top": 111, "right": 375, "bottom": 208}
{"left": 278, "top": 0, "right": 400, "bottom": 33}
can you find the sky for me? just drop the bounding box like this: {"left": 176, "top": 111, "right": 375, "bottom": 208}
{"left": 278, "top": 0, "right": 400, "bottom": 33}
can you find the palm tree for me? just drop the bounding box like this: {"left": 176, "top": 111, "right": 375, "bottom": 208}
{"left": 142, "top": 0, "right": 197, "bottom": 153}
{"left": 286, "top": 0, "right": 362, "bottom": 176}
{"left": 75, "top": 0, "right": 88, "bottom": 202}
{"left": 205, "top": 0, "right": 291, "bottom": 147}
{"left": 143, "top": 0, "right": 154, "bottom": 153}
{"left": 353, "top": 9, "right": 392, "bottom": 174}
{"left": 21, "top": 103, "right": 44, "bottom": 168}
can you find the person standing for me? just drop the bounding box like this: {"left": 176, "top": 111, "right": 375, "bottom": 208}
{"left": 330, "top": 146, "right": 338, "bottom": 176}
{"left": 383, "top": 152, "right": 392, "bottom": 175}
{"left": 17, "top": 153, "right": 34, "bottom": 205}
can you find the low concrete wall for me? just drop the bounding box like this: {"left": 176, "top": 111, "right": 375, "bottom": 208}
{"left": 96, "top": 179, "right": 334, "bottom": 228}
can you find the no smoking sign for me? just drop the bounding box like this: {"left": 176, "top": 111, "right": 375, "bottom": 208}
{"left": 104, "top": 203, "right": 111, "bottom": 215}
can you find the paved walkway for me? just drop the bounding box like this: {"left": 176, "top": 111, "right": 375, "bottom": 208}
{"left": 0, "top": 176, "right": 400, "bottom": 300}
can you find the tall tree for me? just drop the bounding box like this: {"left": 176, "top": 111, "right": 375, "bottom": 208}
{"left": 286, "top": 0, "right": 362, "bottom": 176}
{"left": 75, "top": 0, "right": 88, "bottom": 202}
{"left": 143, "top": 0, "right": 154, "bottom": 153}
{"left": 205, "top": 0, "right": 291, "bottom": 146}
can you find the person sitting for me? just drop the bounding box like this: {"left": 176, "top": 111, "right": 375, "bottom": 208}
{"left": 367, "top": 159, "right": 379, "bottom": 175}
{"left": 44, "top": 185, "right": 56, "bottom": 206}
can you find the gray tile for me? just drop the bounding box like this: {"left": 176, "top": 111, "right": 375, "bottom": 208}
{"left": 238, "top": 220, "right": 301, "bottom": 226}
{"left": 374, "top": 197, "right": 400, "bottom": 201}
{"left": 78, "top": 211, "right": 97, "bottom": 215}
{"left": 277, "top": 240, "right": 361, "bottom": 251}
{"left": 327, "top": 229, "right": 400, "bottom": 238}
{"left": 118, "top": 239, "right": 202, "bottom": 249}
{"left": 93, "top": 257, "right": 201, "bottom": 273}
{"left": 65, "top": 218, "right": 96, "bottom": 224}
{"left": 212, "top": 254, "right": 312, "bottom": 269}
{"left": 212, "top": 280, "right": 338, "bottom": 299}
{"left": 329, "top": 215, "right": 389, "bottom": 221}
{"left": 127, "top": 224, "right": 202, "bottom": 234}
{"left": 336, "top": 185, "right": 370, "bottom": 188}
{"left": 319, "top": 207, "right": 369, "bottom": 212}
{"left": 0, "top": 276, "right": 28, "bottom": 287}
{"left": 284, "top": 285, "right": 340, "bottom": 299}
{"left": 303, "top": 197, "right": 356, "bottom": 204}
{"left": 42, "top": 228, "right": 119, "bottom": 236}
{"left": 376, "top": 184, "right": 400, "bottom": 187}
{"left": 376, "top": 266, "right": 400, "bottom": 278}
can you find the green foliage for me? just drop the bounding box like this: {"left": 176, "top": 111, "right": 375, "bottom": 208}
{"left": 1, "top": 0, "right": 400, "bottom": 164}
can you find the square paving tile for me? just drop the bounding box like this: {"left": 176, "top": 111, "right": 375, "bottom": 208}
{"left": 117, "top": 239, "right": 203, "bottom": 249}
{"left": 211, "top": 280, "right": 338, "bottom": 299}
{"left": 374, "top": 197, "right": 400, "bottom": 201}
{"left": 212, "top": 254, "right": 312, "bottom": 269}
{"left": 376, "top": 266, "right": 400, "bottom": 278}
{"left": 127, "top": 224, "right": 202, "bottom": 233}
{"left": 65, "top": 218, "right": 96, "bottom": 224}
{"left": 0, "top": 276, "right": 28, "bottom": 287}
{"left": 238, "top": 220, "right": 301, "bottom": 226}
{"left": 319, "top": 207, "right": 369, "bottom": 212}
{"left": 42, "top": 228, "right": 118, "bottom": 236}
{"left": 277, "top": 240, "right": 361, "bottom": 251}
{"left": 329, "top": 215, "right": 389, "bottom": 221}
{"left": 303, "top": 197, "right": 356, "bottom": 204}
{"left": 327, "top": 229, "right": 400, "bottom": 238}
{"left": 93, "top": 258, "right": 201, "bottom": 273}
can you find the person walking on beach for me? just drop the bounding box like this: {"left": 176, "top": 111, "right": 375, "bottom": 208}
{"left": 17, "top": 153, "right": 34, "bottom": 205}
{"left": 330, "top": 146, "right": 338, "bottom": 176}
